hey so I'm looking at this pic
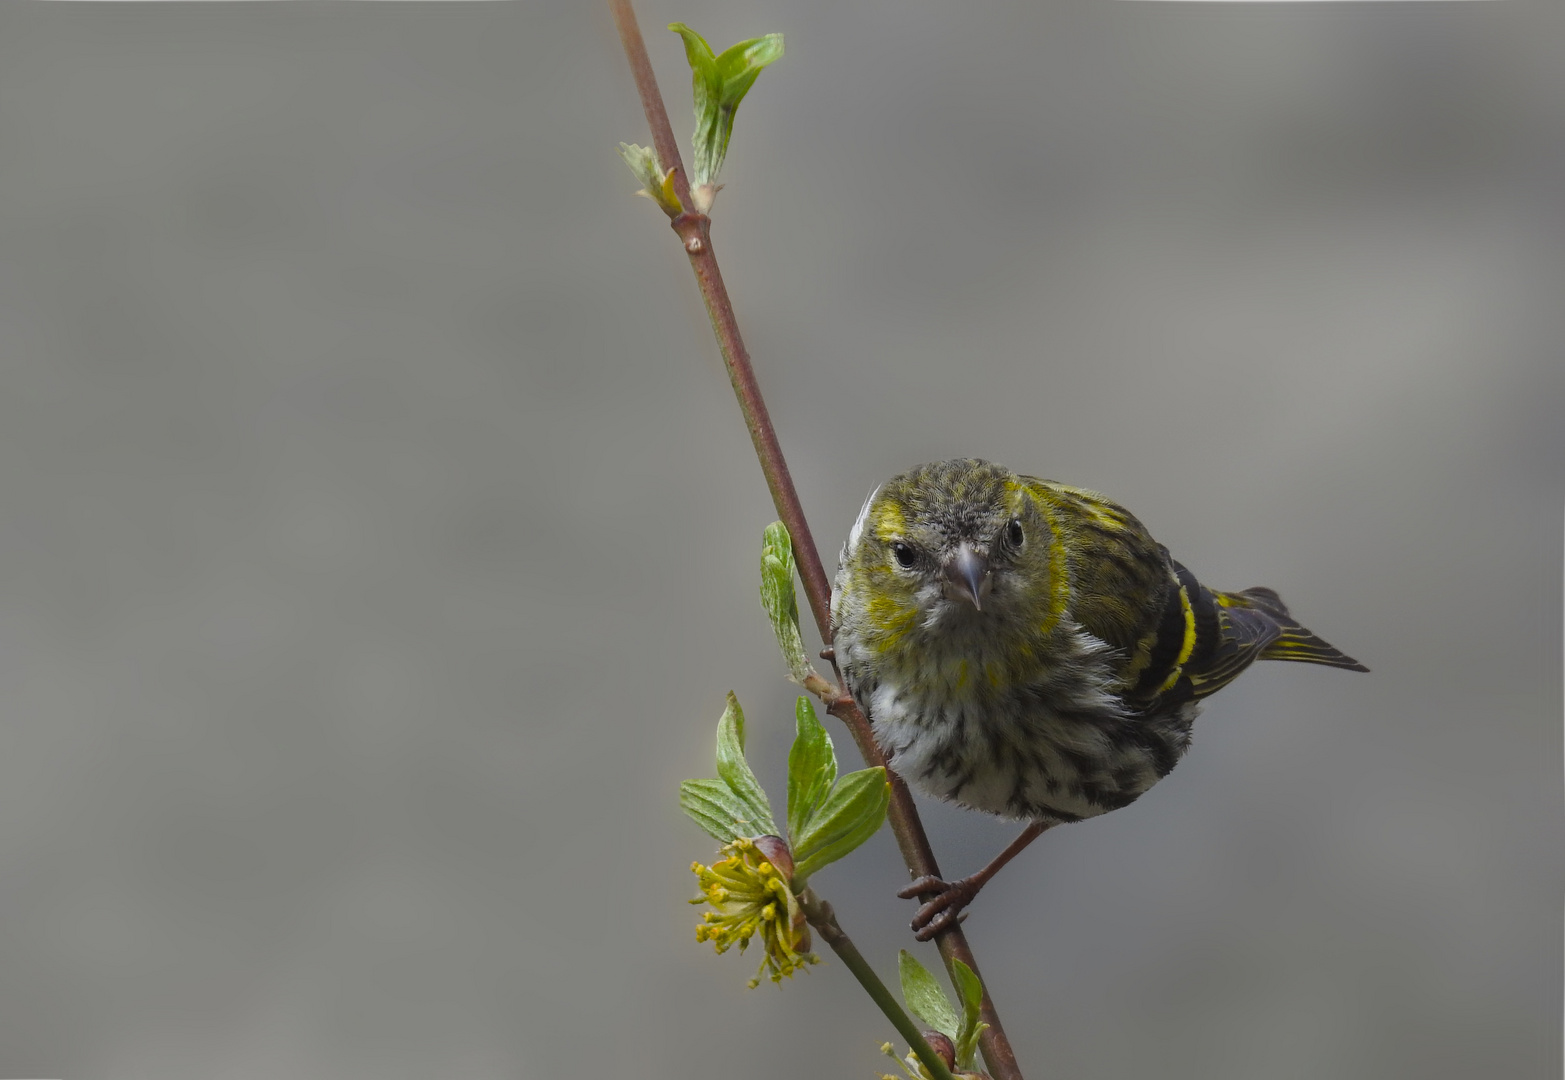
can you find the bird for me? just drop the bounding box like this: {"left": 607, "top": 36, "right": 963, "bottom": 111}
{"left": 830, "top": 458, "right": 1366, "bottom": 940}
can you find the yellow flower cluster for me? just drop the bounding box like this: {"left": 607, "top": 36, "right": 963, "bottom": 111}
{"left": 690, "top": 836, "right": 816, "bottom": 988}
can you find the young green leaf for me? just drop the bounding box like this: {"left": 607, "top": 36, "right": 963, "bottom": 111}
{"left": 714, "top": 34, "right": 786, "bottom": 94}
{"left": 761, "top": 522, "right": 813, "bottom": 685}
{"left": 713, "top": 692, "right": 778, "bottom": 837}
{"left": 679, "top": 777, "right": 756, "bottom": 844}
{"left": 897, "top": 950, "right": 962, "bottom": 1040}
{"left": 786, "top": 697, "right": 836, "bottom": 842}
{"left": 667, "top": 23, "right": 784, "bottom": 212}
{"left": 789, "top": 766, "right": 889, "bottom": 883}
{"left": 615, "top": 142, "right": 682, "bottom": 217}
{"left": 950, "top": 959, "right": 989, "bottom": 1069}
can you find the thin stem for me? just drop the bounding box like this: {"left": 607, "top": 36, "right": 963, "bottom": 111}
{"left": 800, "top": 891, "right": 958, "bottom": 1080}
{"left": 609, "top": 4, "right": 1022, "bottom": 1078}
{"left": 679, "top": 219, "right": 838, "bottom": 639}
{"left": 610, "top": 0, "right": 692, "bottom": 213}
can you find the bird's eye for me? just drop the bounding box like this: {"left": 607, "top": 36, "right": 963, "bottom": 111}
{"left": 891, "top": 541, "right": 917, "bottom": 569}
{"left": 1006, "top": 518, "right": 1025, "bottom": 549}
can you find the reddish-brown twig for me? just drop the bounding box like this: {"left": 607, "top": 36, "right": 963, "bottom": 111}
{"left": 609, "top": 4, "right": 1024, "bottom": 1077}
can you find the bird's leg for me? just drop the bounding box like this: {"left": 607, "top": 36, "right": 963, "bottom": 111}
{"left": 898, "top": 821, "right": 1051, "bottom": 941}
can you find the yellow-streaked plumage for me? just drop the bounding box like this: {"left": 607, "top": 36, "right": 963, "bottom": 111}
{"left": 831, "top": 459, "right": 1366, "bottom": 937}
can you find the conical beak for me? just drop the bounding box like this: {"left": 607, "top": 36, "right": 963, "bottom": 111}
{"left": 944, "top": 544, "right": 991, "bottom": 611}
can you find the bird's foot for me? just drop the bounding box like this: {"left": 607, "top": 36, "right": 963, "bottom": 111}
{"left": 898, "top": 874, "right": 980, "bottom": 941}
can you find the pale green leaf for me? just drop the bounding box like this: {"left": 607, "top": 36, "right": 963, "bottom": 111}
{"left": 790, "top": 766, "right": 888, "bottom": 882}
{"left": 760, "top": 521, "right": 812, "bottom": 685}
{"left": 715, "top": 34, "right": 785, "bottom": 89}
{"left": 897, "top": 950, "right": 961, "bottom": 1040}
{"left": 952, "top": 958, "right": 984, "bottom": 1024}
{"left": 951, "top": 959, "right": 989, "bottom": 1069}
{"left": 786, "top": 697, "right": 836, "bottom": 843}
{"left": 668, "top": 21, "right": 718, "bottom": 82}
{"left": 615, "top": 142, "right": 682, "bottom": 216}
{"left": 668, "top": 23, "right": 720, "bottom": 189}
{"left": 679, "top": 778, "right": 752, "bottom": 844}
{"left": 713, "top": 692, "right": 778, "bottom": 837}
{"left": 668, "top": 23, "right": 783, "bottom": 201}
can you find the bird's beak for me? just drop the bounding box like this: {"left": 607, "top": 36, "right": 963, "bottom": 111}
{"left": 944, "top": 544, "right": 991, "bottom": 611}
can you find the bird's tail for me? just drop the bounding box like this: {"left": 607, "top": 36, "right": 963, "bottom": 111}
{"left": 1220, "top": 586, "right": 1369, "bottom": 673}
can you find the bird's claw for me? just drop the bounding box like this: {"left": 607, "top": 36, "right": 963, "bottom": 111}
{"left": 898, "top": 874, "right": 978, "bottom": 941}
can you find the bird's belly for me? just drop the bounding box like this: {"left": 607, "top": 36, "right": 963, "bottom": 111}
{"left": 868, "top": 680, "right": 1197, "bottom": 824}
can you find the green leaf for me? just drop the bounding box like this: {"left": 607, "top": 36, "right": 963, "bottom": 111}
{"left": 714, "top": 34, "right": 785, "bottom": 88}
{"left": 669, "top": 21, "right": 718, "bottom": 80}
{"left": 668, "top": 23, "right": 720, "bottom": 195}
{"left": 897, "top": 950, "right": 961, "bottom": 1040}
{"left": 789, "top": 766, "right": 888, "bottom": 882}
{"left": 679, "top": 777, "right": 753, "bottom": 844}
{"left": 786, "top": 697, "right": 836, "bottom": 842}
{"left": 760, "top": 522, "right": 813, "bottom": 686}
{"left": 713, "top": 692, "right": 778, "bottom": 837}
{"left": 951, "top": 959, "right": 989, "bottom": 1070}
{"left": 951, "top": 958, "right": 984, "bottom": 1025}
{"left": 668, "top": 23, "right": 784, "bottom": 210}
{"left": 615, "top": 142, "right": 682, "bottom": 216}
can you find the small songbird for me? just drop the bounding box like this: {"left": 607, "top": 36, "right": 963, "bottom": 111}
{"left": 831, "top": 459, "right": 1366, "bottom": 939}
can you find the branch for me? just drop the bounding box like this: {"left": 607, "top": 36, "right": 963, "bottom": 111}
{"left": 609, "top": 4, "right": 1023, "bottom": 1078}
{"left": 801, "top": 890, "right": 960, "bottom": 1080}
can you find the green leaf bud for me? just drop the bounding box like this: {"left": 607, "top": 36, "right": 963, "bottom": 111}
{"left": 668, "top": 23, "right": 783, "bottom": 212}
{"left": 616, "top": 142, "right": 682, "bottom": 217}
{"left": 760, "top": 521, "right": 814, "bottom": 686}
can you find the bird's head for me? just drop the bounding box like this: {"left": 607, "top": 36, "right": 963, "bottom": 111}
{"left": 838, "top": 459, "right": 1062, "bottom": 641}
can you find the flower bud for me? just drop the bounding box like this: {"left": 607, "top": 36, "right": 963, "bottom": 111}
{"left": 751, "top": 834, "right": 795, "bottom": 882}
{"left": 921, "top": 1031, "right": 956, "bottom": 1070}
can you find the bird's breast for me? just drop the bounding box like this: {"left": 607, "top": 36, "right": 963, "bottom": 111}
{"left": 850, "top": 624, "right": 1194, "bottom": 823}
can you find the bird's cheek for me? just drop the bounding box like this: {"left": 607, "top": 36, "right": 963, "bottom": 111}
{"left": 865, "top": 590, "right": 919, "bottom": 638}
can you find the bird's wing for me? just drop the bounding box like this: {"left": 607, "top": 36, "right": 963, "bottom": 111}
{"left": 1182, "top": 580, "right": 1369, "bottom": 699}
{"left": 1025, "top": 479, "right": 1184, "bottom": 686}
{"left": 1180, "top": 582, "right": 1285, "bottom": 700}
{"left": 1025, "top": 480, "right": 1366, "bottom": 708}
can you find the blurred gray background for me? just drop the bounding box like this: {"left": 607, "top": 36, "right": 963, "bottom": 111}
{"left": 0, "top": 1, "right": 1558, "bottom": 1077}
